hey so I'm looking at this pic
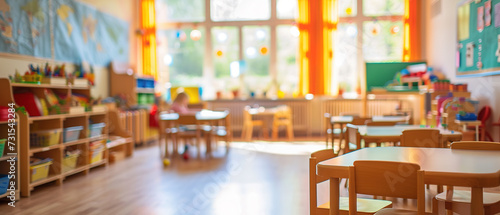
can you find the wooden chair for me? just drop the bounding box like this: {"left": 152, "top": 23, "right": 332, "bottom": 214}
{"left": 435, "top": 141, "right": 500, "bottom": 215}
{"left": 325, "top": 113, "right": 345, "bottom": 148}
{"left": 344, "top": 124, "right": 363, "bottom": 153}
{"left": 365, "top": 121, "right": 397, "bottom": 126}
{"left": 271, "top": 106, "right": 294, "bottom": 140}
{"left": 241, "top": 106, "right": 267, "bottom": 141}
{"left": 309, "top": 149, "right": 392, "bottom": 215}
{"left": 175, "top": 114, "right": 212, "bottom": 154}
{"left": 349, "top": 161, "right": 426, "bottom": 215}
{"left": 400, "top": 129, "right": 442, "bottom": 148}
{"left": 208, "top": 111, "right": 231, "bottom": 152}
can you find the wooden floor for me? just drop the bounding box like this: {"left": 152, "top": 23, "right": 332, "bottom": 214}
{"left": 0, "top": 141, "right": 499, "bottom": 215}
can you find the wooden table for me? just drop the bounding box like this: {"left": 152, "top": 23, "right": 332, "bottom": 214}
{"left": 330, "top": 116, "right": 412, "bottom": 149}
{"left": 247, "top": 106, "right": 292, "bottom": 140}
{"left": 159, "top": 110, "right": 231, "bottom": 154}
{"left": 455, "top": 120, "right": 481, "bottom": 141}
{"left": 357, "top": 125, "right": 463, "bottom": 147}
{"left": 317, "top": 147, "right": 500, "bottom": 215}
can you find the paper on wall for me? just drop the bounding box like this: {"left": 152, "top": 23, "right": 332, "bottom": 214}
{"left": 478, "top": 6, "right": 485, "bottom": 32}
{"left": 466, "top": 42, "right": 474, "bottom": 67}
{"left": 495, "top": 3, "right": 500, "bottom": 27}
{"left": 458, "top": 4, "right": 470, "bottom": 40}
{"left": 496, "top": 35, "right": 500, "bottom": 62}
{"left": 486, "top": 1, "right": 492, "bottom": 26}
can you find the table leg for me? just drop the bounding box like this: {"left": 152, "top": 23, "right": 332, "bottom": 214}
{"left": 475, "top": 125, "right": 479, "bottom": 141}
{"left": 330, "top": 178, "right": 340, "bottom": 215}
{"left": 471, "top": 187, "right": 484, "bottom": 215}
{"left": 339, "top": 123, "right": 345, "bottom": 153}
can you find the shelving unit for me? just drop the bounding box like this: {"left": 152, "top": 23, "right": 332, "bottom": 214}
{"left": 0, "top": 79, "right": 20, "bottom": 200}
{"left": 425, "top": 90, "right": 471, "bottom": 127}
{"left": 4, "top": 78, "right": 112, "bottom": 197}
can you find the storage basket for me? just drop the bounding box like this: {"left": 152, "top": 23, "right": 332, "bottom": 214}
{"left": 62, "top": 152, "right": 81, "bottom": 172}
{"left": 0, "top": 174, "right": 8, "bottom": 195}
{"left": 63, "top": 126, "right": 84, "bottom": 143}
{"left": 30, "top": 160, "right": 53, "bottom": 182}
{"left": 89, "top": 123, "right": 105, "bottom": 138}
{"left": 30, "top": 129, "right": 62, "bottom": 147}
{"left": 0, "top": 139, "right": 5, "bottom": 156}
{"left": 90, "top": 141, "right": 105, "bottom": 164}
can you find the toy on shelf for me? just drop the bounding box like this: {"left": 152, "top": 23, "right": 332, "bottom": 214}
{"left": 441, "top": 97, "right": 478, "bottom": 130}
{"left": 42, "top": 64, "right": 66, "bottom": 85}
{"left": 69, "top": 63, "right": 92, "bottom": 87}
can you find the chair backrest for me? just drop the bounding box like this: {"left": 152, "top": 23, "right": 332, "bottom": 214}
{"left": 176, "top": 114, "right": 198, "bottom": 126}
{"left": 400, "top": 129, "right": 441, "bottom": 148}
{"left": 365, "top": 121, "right": 397, "bottom": 126}
{"left": 274, "top": 106, "right": 291, "bottom": 120}
{"left": 351, "top": 117, "right": 370, "bottom": 125}
{"left": 349, "top": 161, "right": 425, "bottom": 215}
{"left": 345, "top": 124, "right": 361, "bottom": 153}
{"left": 450, "top": 141, "right": 500, "bottom": 150}
{"left": 309, "top": 149, "right": 337, "bottom": 215}
{"left": 477, "top": 106, "right": 492, "bottom": 124}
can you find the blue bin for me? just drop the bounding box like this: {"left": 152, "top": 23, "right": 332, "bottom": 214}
{"left": 0, "top": 174, "right": 9, "bottom": 195}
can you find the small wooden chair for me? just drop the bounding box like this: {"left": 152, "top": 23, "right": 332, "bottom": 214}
{"left": 349, "top": 161, "right": 426, "bottom": 215}
{"left": 400, "top": 129, "right": 442, "bottom": 148}
{"left": 344, "top": 124, "right": 363, "bottom": 153}
{"left": 241, "top": 106, "right": 267, "bottom": 141}
{"left": 309, "top": 149, "right": 392, "bottom": 215}
{"left": 435, "top": 141, "right": 500, "bottom": 215}
{"left": 175, "top": 114, "right": 212, "bottom": 154}
{"left": 271, "top": 106, "right": 294, "bottom": 140}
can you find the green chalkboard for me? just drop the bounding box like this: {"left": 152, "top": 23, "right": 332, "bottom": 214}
{"left": 365, "top": 62, "right": 426, "bottom": 92}
{"left": 457, "top": 0, "right": 500, "bottom": 77}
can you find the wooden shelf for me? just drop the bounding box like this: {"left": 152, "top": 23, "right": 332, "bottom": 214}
{"left": 107, "top": 137, "right": 132, "bottom": 149}
{"left": 88, "top": 111, "right": 107, "bottom": 116}
{"left": 0, "top": 120, "right": 16, "bottom": 125}
{"left": 30, "top": 144, "right": 61, "bottom": 154}
{"left": 136, "top": 88, "right": 155, "bottom": 94}
{"left": 0, "top": 189, "right": 18, "bottom": 199}
{"left": 89, "top": 135, "right": 107, "bottom": 142}
{"left": 63, "top": 138, "right": 89, "bottom": 147}
{"left": 63, "top": 165, "right": 88, "bottom": 177}
{"left": 29, "top": 114, "right": 64, "bottom": 123}
{"left": 89, "top": 160, "right": 107, "bottom": 169}
{"left": 0, "top": 155, "right": 14, "bottom": 162}
{"left": 11, "top": 83, "right": 69, "bottom": 89}
{"left": 30, "top": 174, "right": 60, "bottom": 188}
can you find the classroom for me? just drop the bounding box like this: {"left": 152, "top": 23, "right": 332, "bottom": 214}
{"left": 0, "top": 0, "right": 500, "bottom": 214}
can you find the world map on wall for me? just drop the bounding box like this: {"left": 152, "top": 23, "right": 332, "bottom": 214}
{"left": 0, "top": 0, "right": 51, "bottom": 58}
{"left": 0, "top": 0, "right": 129, "bottom": 66}
{"left": 54, "top": 0, "right": 129, "bottom": 66}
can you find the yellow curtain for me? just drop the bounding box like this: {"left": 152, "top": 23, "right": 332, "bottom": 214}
{"left": 297, "top": 0, "right": 337, "bottom": 96}
{"left": 403, "top": 0, "right": 421, "bottom": 61}
{"left": 141, "top": 0, "right": 158, "bottom": 80}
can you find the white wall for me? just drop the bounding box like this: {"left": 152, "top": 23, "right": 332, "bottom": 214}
{"left": 425, "top": 0, "right": 500, "bottom": 140}
{"left": 0, "top": 0, "right": 139, "bottom": 99}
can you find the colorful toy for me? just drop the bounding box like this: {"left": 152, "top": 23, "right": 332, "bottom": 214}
{"left": 182, "top": 145, "right": 189, "bottom": 160}
{"left": 163, "top": 158, "right": 171, "bottom": 166}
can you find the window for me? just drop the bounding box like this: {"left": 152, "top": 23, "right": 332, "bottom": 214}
{"left": 156, "top": 0, "right": 205, "bottom": 22}
{"left": 332, "top": 0, "right": 405, "bottom": 95}
{"left": 277, "top": 25, "right": 299, "bottom": 95}
{"left": 157, "top": 28, "right": 205, "bottom": 86}
{"left": 211, "top": 0, "right": 271, "bottom": 21}
{"left": 156, "top": 0, "right": 298, "bottom": 99}
{"left": 277, "top": 0, "right": 299, "bottom": 19}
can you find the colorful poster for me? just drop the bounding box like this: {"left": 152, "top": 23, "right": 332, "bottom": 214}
{"left": 478, "top": 6, "right": 485, "bottom": 32}
{"left": 0, "top": 0, "right": 51, "bottom": 58}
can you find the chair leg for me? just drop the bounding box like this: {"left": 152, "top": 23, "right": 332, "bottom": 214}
{"left": 246, "top": 125, "right": 253, "bottom": 141}
{"left": 263, "top": 124, "right": 269, "bottom": 139}
{"left": 272, "top": 124, "right": 278, "bottom": 140}
{"left": 286, "top": 124, "right": 294, "bottom": 141}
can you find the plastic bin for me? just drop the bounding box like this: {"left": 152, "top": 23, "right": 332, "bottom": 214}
{"left": 30, "top": 160, "right": 53, "bottom": 182}
{"left": 30, "top": 129, "right": 62, "bottom": 147}
{"left": 90, "top": 141, "right": 105, "bottom": 164}
{"left": 62, "top": 152, "right": 81, "bottom": 172}
{"left": 63, "top": 126, "right": 84, "bottom": 143}
{"left": 89, "top": 123, "right": 105, "bottom": 138}
{"left": 0, "top": 175, "right": 8, "bottom": 195}
{"left": 0, "top": 139, "right": 5, "bottom": 156}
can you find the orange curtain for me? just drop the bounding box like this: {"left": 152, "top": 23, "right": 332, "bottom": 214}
{"left": 297, "top": 0, "right": 337, "bottom": 95}
{"left": 403, "top": 0, "right": 421, "bottom": 62}
{"left": 141, "top": 0, "right": 158, "bottom": 79}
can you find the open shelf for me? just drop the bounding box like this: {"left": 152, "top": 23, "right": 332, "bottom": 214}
{"left": 30, "top": 174, "right": 60, "bottom": 188}
{"left": 0, "top": 155, "right": 14, "bottom": 162}
{"left": 63, "top": 165, "right": 88, "bottom": 177}
{"left": 30, "top": 145, "right": 61, "bottom": 154}
{"left": 89, "top": 160, "right": 107, "bottom": 169}
{"left": 63, "top": 138, "right": 89, "bottom": 147}
{"left": 11, "top": 83, "right": 69, "bottom": 89}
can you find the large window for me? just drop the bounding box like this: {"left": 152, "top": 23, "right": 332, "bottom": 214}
{"left": 156, "top": 0, "right": 298, "bottom": 99}
{"left": 333, "top": 0, "right": 405, "bottom": 96}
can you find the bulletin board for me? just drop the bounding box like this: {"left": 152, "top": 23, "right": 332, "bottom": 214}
{"left": 366, "top": 62, "right": 426, "bottom": 92}
{"left": 457, "top": 0, "right": 500, "bottom": 77}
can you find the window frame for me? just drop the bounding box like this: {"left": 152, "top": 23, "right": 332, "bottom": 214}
{"left": 156, "top": 0, "right": 297, "bottom": 99}
{"left": 333, "top": 0, "right": 405, "bottom": 95}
